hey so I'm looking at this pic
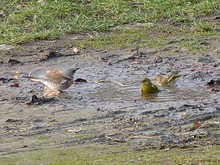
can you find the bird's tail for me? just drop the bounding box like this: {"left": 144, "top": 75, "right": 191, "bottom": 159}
{"left": 167, "top": 74, "right": 181, "bottom": 84}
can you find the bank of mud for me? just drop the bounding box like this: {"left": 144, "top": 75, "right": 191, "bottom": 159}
{"left": 0, "top": 31, "right": 219, "bottom": 157}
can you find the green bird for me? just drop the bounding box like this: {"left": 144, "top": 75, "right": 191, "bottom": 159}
{"left": 155, "top": 73, "right": 181, "bottom": 87}
{"left": 140, "top": 78, "right": 159, "bottom": 95}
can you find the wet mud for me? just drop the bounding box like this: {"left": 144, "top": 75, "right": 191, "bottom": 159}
{"left": 0, "top": 32, "right": 219, "bottom": 156}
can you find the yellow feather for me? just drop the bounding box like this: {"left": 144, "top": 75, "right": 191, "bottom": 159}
{"left": 140, "top": 78, "right": 159, "bottom": 94}
{"left": 155, "top": 73, "right": 181, "bottom": 86}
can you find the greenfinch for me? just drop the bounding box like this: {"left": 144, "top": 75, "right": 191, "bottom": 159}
{"left": 155, "top": 73, "right": 181, "bottom": 87}
{"left": 140, "top": 78, "right": 159, "bottom": 95}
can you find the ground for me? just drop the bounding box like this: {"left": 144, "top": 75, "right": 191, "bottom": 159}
{"left": 0, "top": 24, "right": 220, "bottom": 164}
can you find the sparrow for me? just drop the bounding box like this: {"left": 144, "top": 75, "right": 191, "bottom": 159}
{"left": 140, "top": 78, "right": 160, "bottom": 95}
{"left": 23, "top": 68, "right": 79, "bottom": 96}
{"left": 155, "top": 72, "right": 181, "bottom": 87}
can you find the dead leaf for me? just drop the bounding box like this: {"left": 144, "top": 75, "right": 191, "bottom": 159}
{"left": 67, "top": 127, "right": 82, "bottom": 133}
{"left": 72, "top": 47, "right": 80, "bottom": 54}
{"left": 193, "top": 121, "right": 202, "bottom": 129}
{"left": 10, "top": 83, "right": 20, "bottom": 88}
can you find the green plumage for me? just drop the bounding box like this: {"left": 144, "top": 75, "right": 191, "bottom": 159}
{"left": 141, "top": 78, "right": 159, "bottom": 94}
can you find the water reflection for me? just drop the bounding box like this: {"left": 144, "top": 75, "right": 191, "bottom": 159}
{"left": 140, "top": 93, "right": 158, "bottom": 101}
{"left": 88, "top": 81, "right": 208, "bottom": 103}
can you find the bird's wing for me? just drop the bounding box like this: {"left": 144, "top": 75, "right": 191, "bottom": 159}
{"left": 167, "top": 74, "right": 181, "bottom": 84}
{"left": 43, "top": 74, "right": 71, "bottom": 83}
{"left": 160, "top": 76, "right": 168, "bottom": 86}
{"left": 151, "top": 83, "right": 158, "bottom": 90}
{"left": 140, "top": 88, "right": 144, "bottom": 93}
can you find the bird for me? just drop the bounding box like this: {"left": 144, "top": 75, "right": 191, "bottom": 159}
{"left": 155, "top": 72, "right": 181, "bottom": 87}
{"left": 23, "top": 68, "right": 79, "bottom": 96}
{"left": 140, "top": 78, "right": 160, "bottom": 95}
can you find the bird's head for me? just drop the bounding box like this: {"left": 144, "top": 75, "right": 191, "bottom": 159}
{"left": 142, "top": 78, "right": 152, "bottom": 85}
{"left": 155, "top": 75, "right": 163, "bottom": 83}
{"left": 65, "top": 68, "right": 79, "bottom": 79}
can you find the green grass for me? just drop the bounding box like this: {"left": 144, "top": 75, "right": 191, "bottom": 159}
{"left": 1, "top": 144, "right": 220, "bottom": 165}
{"left": 0, "top": 1, "right": 220, "bottom": 164}
{"left": 0, "top": 0, "right": 219, "bottom": 44}
{"left": 74, "top": 26, "right": 220, "bottom": 52}
{"left": 75, "top": 28, "right": 166, "bottom": 50}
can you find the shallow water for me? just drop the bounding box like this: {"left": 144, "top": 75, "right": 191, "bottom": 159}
{"left": 88, "top": 81, "right": 209, "bottom": 103}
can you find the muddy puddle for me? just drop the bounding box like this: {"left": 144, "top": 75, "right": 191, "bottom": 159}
{"left": 90, "top": 81, "right": 209, "bottom": 102}
{"left": 0, "top": 33, "right": 220, "bottom": 156}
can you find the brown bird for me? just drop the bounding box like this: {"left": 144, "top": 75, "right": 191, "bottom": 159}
{"left": 23, "top": 68, "right": 79, "bottom": 96}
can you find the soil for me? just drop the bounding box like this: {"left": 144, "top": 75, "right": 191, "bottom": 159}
{"left": 0, "top": 31, "right": 219, "bottom": 156}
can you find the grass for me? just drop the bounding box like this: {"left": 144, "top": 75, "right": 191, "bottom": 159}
{"left": 1, "top": 144, "right": 220, "bottom": 165}
{"left": 74, "top": 26, "right": 220, "bottom": 52}
{"left": 0, "top": 0, "right": 219, "bottom": 44}
{"left": 75, "top": 27, "right": 166, "bottom": 50}
{"left": 0, "top": 1, "right": 220, "bottom": 164}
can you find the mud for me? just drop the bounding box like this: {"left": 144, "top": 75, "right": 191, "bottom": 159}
{"left": 0, "top": 32, "right": 219, "bottom": 156}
